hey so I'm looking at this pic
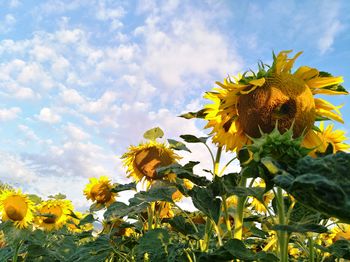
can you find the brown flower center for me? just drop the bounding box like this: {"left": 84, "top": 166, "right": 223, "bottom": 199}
{"left": 91, "top": 183, "right": 112, "bottom": 204}
{"left": 4, "top": 196, "right": 28, "bottom": 221}
{"left": 134, "top": 146, "right": 173, "bottom": 179}
{"left": 237, "top": 73, "right": 315, "bottom": 138}
{"left": 41, "top": 206, "right": 62, "bottom": 224}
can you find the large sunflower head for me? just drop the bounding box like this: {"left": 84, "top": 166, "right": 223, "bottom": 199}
{"left": 35, "top": 199, "right": 73, "bottom": 231}
{"left": 83, "top": 176, "right": 116, "bottom": 206}
{"left": 204, "top": 50, "right": 348, "bottom": 152}
{"left": 122, "top": 141, "right": 181, "bottom": 183}
{"left": 0, "top": 189, "right": 35, "bottom": 229}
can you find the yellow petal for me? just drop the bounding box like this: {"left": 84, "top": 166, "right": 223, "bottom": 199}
{"left": 249, "top": 78, "right": 266, "bottom": 87}
{"left": 284, "top": 51, "right": 303, "bottom": 72}
{"left": 294, "top": 66, "right": 318, "bottom": 80}
{"left": 311, "top": 89, "right": 348, "bottom": 96}
{"left": 306, "top": 76, "right": 343, "bottom": 89}
{"left": 316, "top": 109, "right": 344, "bottom": 123}
{"left": 302, "top": 130, "right": 323, "bottom": 150}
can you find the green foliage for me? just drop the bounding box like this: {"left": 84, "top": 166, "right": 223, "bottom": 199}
{"left": 143, "top": 127, "right": 164, "bottom": 140}
{"left": 274, "top": 152, "right": 350, "bottom": 222}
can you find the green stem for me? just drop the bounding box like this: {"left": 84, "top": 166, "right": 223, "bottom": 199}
{"left": 147, "top": 202, "right": 155, "bottom": 230}
{"left": 222, "top": 194, "right": 233, "bottom": 238}
{"left": 308, "top": 236, "right": 314, "bottom": 262}
{"left": 233, "top": 177, "right": 247, "bottom": 240}
{"left": 219, "top": 157, "right": 237, "bottom": 176}
{"left": 12, "top": 240, "right": 22, "bottom": 262}
{"left": 202, "top": 218, "right": 213, "bottom": 252}
{"left": 213, "top": 220, "right": 223, "bottom": 246}
{"left": 174, "top": 203, "right": 199, "bottom": 233}
{"left": 214, "top": 146, "right": 222, "bottom": 176}
{"left": 275, "top": 187, "right": 288, "bottom": 262}
{"left": 203, "top": 143, "right": 216, "bottom": 170}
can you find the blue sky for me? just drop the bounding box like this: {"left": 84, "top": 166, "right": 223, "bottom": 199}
{"left": 1, "top": 0, "right": 349, "bottom": 210}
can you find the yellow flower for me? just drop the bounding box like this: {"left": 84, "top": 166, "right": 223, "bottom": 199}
{"left": 35, "top": 199, "right": 73, "bottom": 231}
{"left": 0, "top": 189, "right": 35, "bottom": 229}
{"left": 250, "top": 180, "right": 274, "bottom": 213}
{"left": 168, "top": 176, "right": 193, "bottom": 202}
{"left": 122, "top": 141, "right": 181, "bottom": 183}
{"left": 83, "top": 176, "right": 116, "bottom": 206}
{"left": 102, "top": 218, "right": 134, "bottom": 237}
{"left": 66, "top": 211, "right": 94, "bottom": 233}
{"left": 204, "top": 50, "right": 347, "bottom": 152}
{"left": 333, "top": 224, "right": 350, "bottom": 242}
{"left": 318, "top": 122, "right": 349, "bottom": 153}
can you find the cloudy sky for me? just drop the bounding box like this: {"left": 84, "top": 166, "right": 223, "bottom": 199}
{"left": 1, "top": 0, "right": 350, "bottom": 211}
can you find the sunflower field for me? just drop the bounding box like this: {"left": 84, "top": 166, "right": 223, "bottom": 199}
{"left": 1, "top": 50, "right": 350, "bottom": 261}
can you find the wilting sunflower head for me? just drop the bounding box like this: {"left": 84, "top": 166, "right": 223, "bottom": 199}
{"left": 204, "top": 50, "right": 347, "bottom": 152}
{"left": 0, "top": 189, "right": 35, "bottom": 229}
{"left": 122, "top": 141, "right": 181, "bottom": 183}
{"left": 83, "top": 176, "right": 116, "bottom": 206}
{"left": 35, "top": 199, "right": 73, "bottom": 231}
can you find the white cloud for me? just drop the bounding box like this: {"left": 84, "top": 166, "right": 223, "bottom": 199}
{"left": 0, "top": 14, "right": 16, "bottom": 33}
{"left": 65, "top": 123, "right": 90, "bottom": 140}
{"left": 0, "top": 107, "right": 21, "bottom": 121}
{"left": 80, "top": 90, "right": 118, "bottom": 114}
{"left": 38, "top": 107, "right": 61, "bottom": 123}
{"left": 318, "top": 20, "right": 343, "bottom": 55}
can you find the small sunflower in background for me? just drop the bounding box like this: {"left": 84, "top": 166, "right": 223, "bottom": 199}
{"left": 318, "top": 122, "right": 349, "bottom": 153}
{"left": 35, "top": 199, "right": 73, "bottom": 231}
{"left": 66, "top": 211, "right": 94, "bottom": 233}
{"left": 83, "top": 176, "right": 116, "bottom": 207}
{"left": 203, "top": 50, "right": 348, "bottom": 152}
{"left": 250, "top": 180, "right": 274, "bottom": 214}
{"left": 0, "top": 189, "right": 35, "bottom": 229}
{"left": 122, "top": 139, "right": 181, "bottom": 185}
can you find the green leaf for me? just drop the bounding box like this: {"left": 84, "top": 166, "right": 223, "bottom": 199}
{"left": 179, "top": 109, "right": 207, "bottom": 119}
{"left": 79, "top": 214, "right": 95, "bottom": 226}
{"left": 189, "top": 186, "right": 221, "bottom": 223}
{"left": 136, "top": 228, "right": 170, "bottom": 261}
{"left": 271, "top": 223, "right": 328, "bottom": 233}
{"left": 110, "top": 182, "right": 136, "bottom": 193}
{"left": 104, "top": 201, "right": 144, "bottom": 219}
{"left": 156, "top": 162, "right": 210, "bottom": 186}
{"left": 168, "top": 216, "right": 198, "bottom": 237}
{"left": 316, "top": 240, "right": 350, "bottom": 259}
{"left": 274, "top": 152, "right": 350, "bottom": 222}
{"left": 143, "top": 127, "right": 164, "bottom": 140}
{"left": 208, "top": 173, "right": 238, "bottom": 196}
{"left": 129, "top": 184, "right": 177, "bottom": 205}
{"left": 167, "top": 139, "right": 191, "bottom": 152}
{"left": 180, "top": 134, "right": 208, "bottom": 143}
{"left": 48, "top": 193, "right": 66, "bottom": 199}
{"left": 200, "top": 239, "right": 278, "bottom": 261}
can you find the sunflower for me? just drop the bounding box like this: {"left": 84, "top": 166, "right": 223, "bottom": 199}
{"left": 66, "top": 211, "right": 94, "bottom": 233}
{"left": 204, "top": 50, "right": 347, "bottom": 152}
{"left": 83, "top": 176, "right": 116, "bottom": 206}
{"left": 35, "top": 199, "right": 73, "bottom": 231}
{"left": 0, "top": 189, "right": 35, "bottom": 229}
{"left": 250, "top": 180, "right": 274, "bottom": 213}
{"left": 318, "top": 121, "right": 349, "bottom": 153}
{"left": 122, "top": 141, "right": 181, "bottom": 183}
{"left": 102, "top": 218, "right": 134, "bottom": 237}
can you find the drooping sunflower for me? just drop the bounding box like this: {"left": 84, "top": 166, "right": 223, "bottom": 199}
{"left": 35, "top": 199, "right": 73, "bottom": 231}
{"left": 83, "top": 176, "right": 116, "bottom": 206}
{"left": 0, "top": 189, "right": 35, "bottom": 229}
{"left": 122, "top": 141, "right": 181, "bottom": 183}
{"left": 204, "top": 50, "right": 348, "bottom": 152}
